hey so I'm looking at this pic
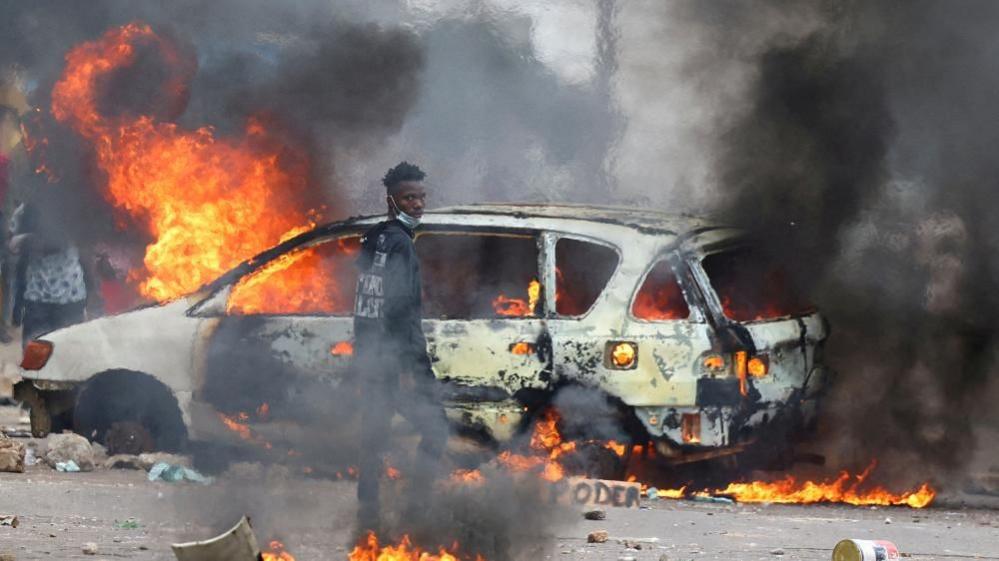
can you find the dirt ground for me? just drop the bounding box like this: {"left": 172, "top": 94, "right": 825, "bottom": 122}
{"left": 2, "top": 349, "right": 998, "bottom": 561}
{"left": 1, "top": 455, "right": 998, "bottom": 561}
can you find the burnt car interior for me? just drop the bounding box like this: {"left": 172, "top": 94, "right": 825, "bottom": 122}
{"left": 554, "top": 237, "right": 618, "bottom": 317}
{"left": 416, "top": 231, "right": 541, "bottom": 319}
{"left": 631, "top": 258, "right": 691, "bottom": 320}
{"left": 701, "top": 247, "right": 814, "bottom": 322}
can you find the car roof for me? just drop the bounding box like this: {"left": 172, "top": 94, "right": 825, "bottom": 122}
{"left": 428, "top": 203, "right": 719, "bottom": 236}
{"left": 205, "top": 203, "right": 738, "bottom": 293}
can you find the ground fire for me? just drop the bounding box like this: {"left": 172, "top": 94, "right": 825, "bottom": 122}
{"left": 349, "top": 532, "right": 483, "bottom": 561}
{"left": 262, "top": 540, "right": 296, "bottom": 561}
{"left": 479, "top": 409, "right": 937, "bottom": 509}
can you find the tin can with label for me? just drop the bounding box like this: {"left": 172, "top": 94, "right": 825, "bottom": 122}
{"left": 832, "top": 539, "right": 900, "bottom": 561}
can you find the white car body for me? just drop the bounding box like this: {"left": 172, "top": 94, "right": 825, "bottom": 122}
{"left": 18, "top": 204, "right": 829, "bottom": 461}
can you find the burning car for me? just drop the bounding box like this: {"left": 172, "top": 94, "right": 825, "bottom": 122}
{"left": 15, "top": 204, "right": 828, "bottom": 467}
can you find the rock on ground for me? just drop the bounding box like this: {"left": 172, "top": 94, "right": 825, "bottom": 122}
{"left": 43, "top": 433, "right": 96, "bottom": 472}
{"left": 137, "top": 452, "right": 190, "bottom": 471}
{"left": 587, "top": 530, "right": 609, "bottom": 544}
{"left": 0, "top": 433, "right": 25, "bottom": 473}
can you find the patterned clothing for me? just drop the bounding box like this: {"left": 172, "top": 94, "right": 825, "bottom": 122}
{"left": 23, "top": 245, "right": 86, "bottom": 304}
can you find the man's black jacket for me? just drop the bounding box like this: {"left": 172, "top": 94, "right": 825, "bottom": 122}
{"left": 353, "top": 219, "right": 432, "bottom": 376}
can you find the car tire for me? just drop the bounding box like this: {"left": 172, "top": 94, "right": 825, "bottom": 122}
{"left": 73, "top": 370, "right": 187, "bottom": 453}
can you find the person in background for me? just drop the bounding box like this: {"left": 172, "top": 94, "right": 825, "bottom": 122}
{"left": 0, "top": 105, "right": 23, "bottom": 343}
{"left": 9, "top": 187, "right": 98, "bottom": 346}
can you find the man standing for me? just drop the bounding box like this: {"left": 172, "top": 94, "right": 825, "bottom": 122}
{"left": 353, "top": 161, "right": 447, "bottom": 533}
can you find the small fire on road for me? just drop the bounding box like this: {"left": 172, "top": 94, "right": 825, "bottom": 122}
{"left": 350, "top": 532, "right": 483, "bottom": 561}
{"left": 262, "top": 540, "right": 296, "bottom": 561}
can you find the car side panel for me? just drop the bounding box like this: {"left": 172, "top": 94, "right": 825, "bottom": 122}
{"left": 25, "top": 298, "right": 203, "bottom": 391}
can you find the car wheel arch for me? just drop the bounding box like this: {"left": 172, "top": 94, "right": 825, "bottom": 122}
{"left": 73, "top": 369, "right": 188, "bottom": 453}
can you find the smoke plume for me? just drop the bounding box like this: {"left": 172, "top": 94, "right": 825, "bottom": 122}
{"left": 661, "top": 0, "right": 999, "bottom": 482}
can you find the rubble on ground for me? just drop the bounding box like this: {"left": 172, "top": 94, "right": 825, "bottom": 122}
{"left": 587, "top": 530, "right": 609, "bottom": 543}
{"left": 0, "top": 433, "right": 25, "bottom": 473}
{"left": 137, "top": 452, "right": 189, "bottom": 471}
{"left": 43, "top": 433, "right": 96, "bottom": 472}
{"left": 104, "top": 454, "right": 145, "bottom": 470}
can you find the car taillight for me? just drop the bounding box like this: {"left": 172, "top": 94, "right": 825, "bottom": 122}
{"left": 21, "top": 340, "right": 53, "bottom": 370}
{"left": 702, "top": 353, "right": 726, "bottom": 372}
{"left": 606, "top": 341, "right": 638, "bottom": 369}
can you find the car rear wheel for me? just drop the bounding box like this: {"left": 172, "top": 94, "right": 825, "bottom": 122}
{"left": 73, "top": 370, "right": 187, "bottom": 454}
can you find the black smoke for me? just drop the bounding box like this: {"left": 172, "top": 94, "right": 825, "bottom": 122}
{"left": 689, "top": 0, "right": 999, "bottom": 483}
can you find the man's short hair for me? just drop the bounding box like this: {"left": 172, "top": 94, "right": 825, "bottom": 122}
{"left": 382, "top": 161, "right": 426, "bottom": 192}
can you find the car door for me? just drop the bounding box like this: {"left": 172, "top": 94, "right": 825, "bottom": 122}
{"left": 547, "top": 234, "right": 718, "bottom": 441}
{"left": 415, "top": 229, "right": 551, "bottom": 403}
{"left": 193, "top": 231, "right": 361, "bottom": 424}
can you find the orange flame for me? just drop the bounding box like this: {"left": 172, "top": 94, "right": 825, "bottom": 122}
{"left": 349, "top": 533, "right": 484, "bottom": 561}
{"left": 331, "top": 341, "right": 355, "bottom": 356}
{"left": 51, "top": 23, "right": 321, "bottom": 306}
{"left": 509, "top": 342, "right": 533, "bottom": 355}
{"left": 261, "top": 540, "right": 296, "bottom": 561}
{"left": 713, "top": 463, "right": 936, "bottom": 508}
{"left": 217, "top": 411, "right": 272, "bottom": 450}
{"left": 495, "top": 409, "right": 575, "bottom": 482}
{"left": 493, "top": 279, "right": 540, "bottom": 317}
{"left": 450, "top": 469, "right": 485, "bottom": 485}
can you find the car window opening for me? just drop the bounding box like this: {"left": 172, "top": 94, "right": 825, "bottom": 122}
{"left": 555, "top": 238, "right": 619, "bottom": 316}
{"left": 416, "top": 233, "right": 541, "bottom": 319}
{"left": 226, "top": 236, "right": 361, "bottom": 315}
{"left": 632, "top": 259, "right": 690, "bottom": 320}
{"left": 702, "top": 247, "right": 814, "bottom": 322}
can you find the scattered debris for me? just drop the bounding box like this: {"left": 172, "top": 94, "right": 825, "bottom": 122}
{"left": 105, "top": 454, "right": 144, "bottom": 470}
{"left": 91, "top": 442, "right": 109, "bottom": 464}
{"left": 691, "top": 495, "right": 734, "bottom": 505}
{"left": 584, "top": 509, "right": 606, "bottom": 520}
{"left": 171, "top": 516, "right": 260, "bottom": 561}
{"left": 1, "top": 427, "right": 30, "bottom": 438}
{"left": 82, "top": 542, "right": 99, "bottom": 555}
{"left": 0, "top": 434, "right": 25, "bottom": 473}
{"left": 56, "top": 460, "right": 81, "bottom": 472}
{"left": 114, "top": 518, "right": 141, "bottom": 529}
{"left": 148, "top": 462, "right": 213, "bottom": 485}
{"left": 770, "top": 547, "right": 785, "bottom": 556}
{"left": 833, "top": 539, "right": 901, "bottom": 561}
{"left": 138, "top": 453, "right": 190, "bottom": 471}
{"left": 613, "top": 537, "right": 660, "bottom": 546}
{"left": 0, "top": 515, "right": 18, "bottom": 528}
{"left": 587, "top": 530, "right": 609, "bottom": 544}
{"left": 884, "top": 517, "right": 892, "bottom": 525}
{"left": 44, "top": 433, "right": 96, "bottom": 472}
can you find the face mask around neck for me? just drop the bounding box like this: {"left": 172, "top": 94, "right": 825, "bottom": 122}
{"left": 390, "top": 196, "right": 421, "bottom": 229}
